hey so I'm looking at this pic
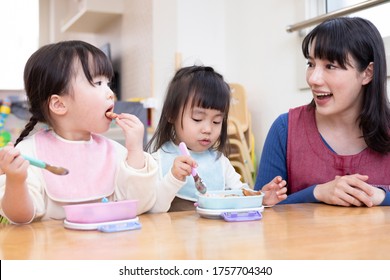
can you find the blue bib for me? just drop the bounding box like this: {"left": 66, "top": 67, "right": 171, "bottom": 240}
{"left": 160, "top": 142, "right": 225, "bottom": 201}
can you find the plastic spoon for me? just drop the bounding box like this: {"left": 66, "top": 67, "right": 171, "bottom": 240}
{"left": 23, "top": 155, "right": 69, "bottom": 175}
{"left": 178, "top": 142, "right": 207, "bottom": 194}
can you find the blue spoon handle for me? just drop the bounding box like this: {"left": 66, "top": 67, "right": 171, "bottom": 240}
{"left": 22, "top": 155, "right": 47, "bottom": 169}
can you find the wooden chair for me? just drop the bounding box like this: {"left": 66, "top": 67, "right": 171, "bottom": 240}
{"left": 228, "top": 83, "right": 251, "bottom": 146}
{"left": 227, "top": 120, "right": 254, "bottom": 174}
{"left": 226, "top": 83, "right": 256, "bottom": 185}
{"left": 230, "top": 159, "right": 254, "bottom": 187}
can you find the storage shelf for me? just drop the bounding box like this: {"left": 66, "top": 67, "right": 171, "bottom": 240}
{"left": 61, "top": 0, "right": 123, "bottom": 33}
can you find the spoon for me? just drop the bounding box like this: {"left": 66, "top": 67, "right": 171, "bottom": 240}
{"left": 23, "top": 155, "right": 69, "bottom": 175}
{"left": 178, "top": 142, "right": 207, "bottom": 194}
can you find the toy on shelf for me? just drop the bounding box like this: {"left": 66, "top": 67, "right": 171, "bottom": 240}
{"left": 0, "top": 97, "right": 12, "bottom": 224}
{"left": 0, "top": 215, "right": 9, "bottom": 224}
{"left": 0, "top": 97, "right": 12, "bottom": 147}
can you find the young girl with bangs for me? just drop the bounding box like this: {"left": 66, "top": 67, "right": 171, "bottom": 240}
{"left": 0, "top": 40, "right": 158, "bottom": 224}
{"left": 146, "top": 65, "right": 287, "bottom": 212}
{"left": 254, "top": 17, "right": 390, "bottom": 207}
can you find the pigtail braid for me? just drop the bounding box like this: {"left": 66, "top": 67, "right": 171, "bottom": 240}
{"left": 14, "top": 116, "right": 39, "bottom": 146}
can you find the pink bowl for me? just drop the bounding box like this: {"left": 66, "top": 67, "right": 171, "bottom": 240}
{"left": 63, "top": 200, "right": 138, "bottom": 224}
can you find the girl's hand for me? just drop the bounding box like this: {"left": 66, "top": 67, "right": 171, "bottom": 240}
{"left": 171, "top": 155, "right": 198, "bottom": 182}
{"left": 314, "top": 174, "right": 377, "bottom": 207}
{"left": 115, "top": 113, "right": 145, "bottom": 151}
{"left": 0, "top": 142, "right": 28, "bottom": 182}
{"left": 261, "top": 176, "right": 287, "bottom": 206}
{"left": 0, "top": 143, "right": 34, "bottom": 223}
{"left": 114, "top": 113, "right": 145, "bottom": 168}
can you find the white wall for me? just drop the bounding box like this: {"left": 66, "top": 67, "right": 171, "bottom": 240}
{"left": 152, "top": 0, "right": 177, "bottom": 122}
{"left": 152, "top": 0, "right": 228, "bottom": 136}
{"left": 224, "top": 0, "right": 312, "bottom": 159}
{"left": 177, "top": 0, "right": 227, "bottom": 70}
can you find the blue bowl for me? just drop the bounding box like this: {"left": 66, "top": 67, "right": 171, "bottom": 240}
{"left": 197, "top": 189, "right": 264, "bottom": 210}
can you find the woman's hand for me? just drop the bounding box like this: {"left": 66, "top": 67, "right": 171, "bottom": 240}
{"left": 313, "top": 174, "right": 384, "bottom": 207}
{"left": 261, "top": 176, "right": 288, "bottom": 206}
{"left": 368, "top": 186, "right": 386, "bottom": 206}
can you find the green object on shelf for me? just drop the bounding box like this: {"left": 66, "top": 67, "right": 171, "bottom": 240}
{"left": 0, "top": 130, "right": 11, "bottom": 147}
{"left": 0, "top": 215, "right": 9, "bottom": 224}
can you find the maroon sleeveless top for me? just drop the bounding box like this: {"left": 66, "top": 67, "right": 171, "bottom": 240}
{"left": 287, "top": 105, "right": 390, "bottom": 194}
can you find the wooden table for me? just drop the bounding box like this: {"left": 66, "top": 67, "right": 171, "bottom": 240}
{"left": 1, "top": 203, "right": 390, "bottom": 260}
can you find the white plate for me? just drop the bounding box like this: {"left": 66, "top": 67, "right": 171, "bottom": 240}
{"left": 64, "top": 217, "right": 139, "bottom": 231}
{"left": 196, "top": 206, "right": 264, "bottom": 219}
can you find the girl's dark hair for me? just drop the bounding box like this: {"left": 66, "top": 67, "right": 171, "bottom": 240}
{"left": 146, "top": 66, "right": 231, "bottom": 156}
{"left": 15, "top": 40, "right": 114, "bottom": 146}
{"left": 302, "top": 17, "right": 390, "bottom": 153}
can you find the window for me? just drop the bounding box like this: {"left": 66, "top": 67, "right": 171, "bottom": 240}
{"left": 326, "top": 0, "right": 390, "bottom": 79}
{"left": 297, "top": 0, "right": 390, "bottom": 89}
{"left": 326, "top": 0, "right": 390, "bottom": 37}
{"left": 0, "top": 0, "right": 39, "bottom": 90}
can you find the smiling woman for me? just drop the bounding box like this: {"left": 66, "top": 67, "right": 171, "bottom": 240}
{"left": 255, "top": 17, "right": 390, "bottom": 208}
{"left": 0, "top": 0, "right": 39, "bottom": 90}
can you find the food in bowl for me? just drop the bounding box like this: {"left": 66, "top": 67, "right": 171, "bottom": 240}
{"left": 197, "top": 189, "right": 264, "bottom": 210}
{"left": 242, "top": 188, "right": 263, "bottom": 196}
{"left": 63, "top": 199, "right": 138, "bottom": 224}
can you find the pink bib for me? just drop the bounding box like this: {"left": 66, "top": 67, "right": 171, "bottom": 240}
{"left": 35, "top": 130, "right": 117, "bottom": 202}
